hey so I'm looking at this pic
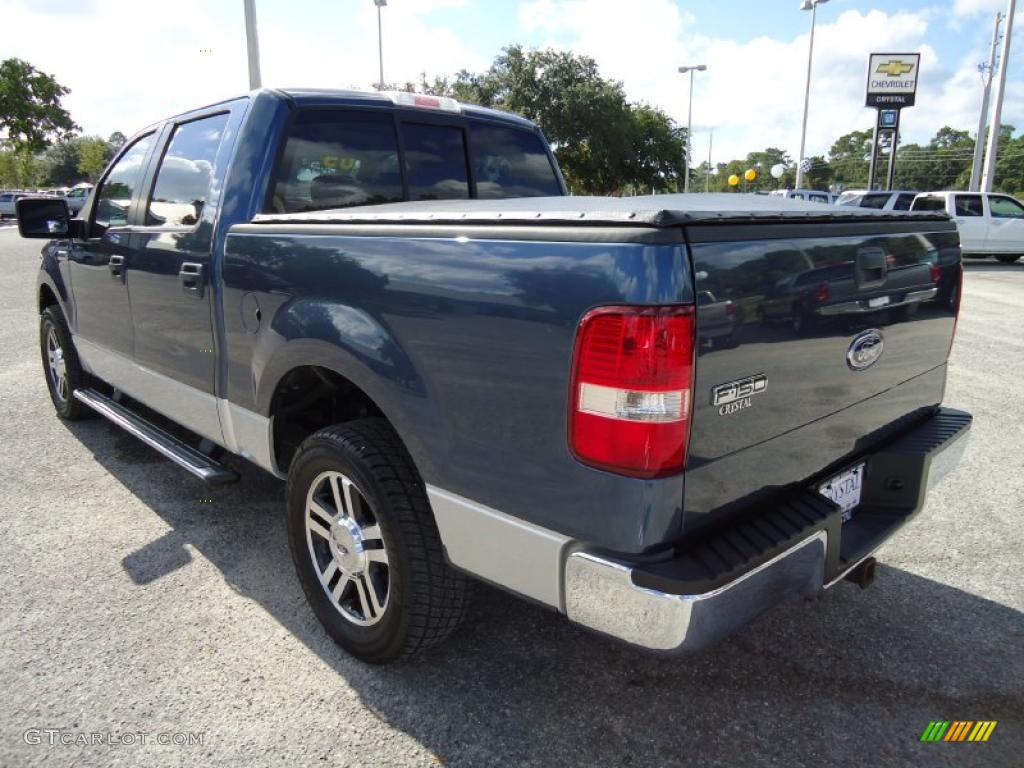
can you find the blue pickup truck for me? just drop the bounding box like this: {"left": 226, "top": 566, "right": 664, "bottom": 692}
{"left": 17, "top": 89, "right": 971, "bottom": 663}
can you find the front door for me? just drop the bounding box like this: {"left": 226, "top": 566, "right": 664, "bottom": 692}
{"left": 986, "top": 194, "right": 1024, "bottom": 254}
{"left": 125, "top": 112, "right": 230, "bottom": 442}
{"left": 68, "top": 133, "right": 156, "bottom": 360}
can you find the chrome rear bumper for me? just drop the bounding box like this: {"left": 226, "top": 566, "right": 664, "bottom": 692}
{"left": 563, "top": 407, "right": 970, "bottom": 653}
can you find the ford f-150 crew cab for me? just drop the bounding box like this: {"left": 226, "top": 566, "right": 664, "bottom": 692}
{"left": 17, "top": 88, "right": 971, "bottom": 664}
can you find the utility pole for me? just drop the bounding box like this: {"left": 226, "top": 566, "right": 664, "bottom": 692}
{"left": 243, "top": 0, "right": 262, "bottom": 90}
{"left": 982, "top": 0, "right": 1015, "bottom": 192}
{"left": 706, "top": 130, "right": 713, "bottom": 193}
{"left": 678, "top": 65, "right": 707, "bottom": 193}
{"left": 970, "top": 12, "right": 1004, "bottom": 191}
{"left": 796, "top": 0, "right": 830, "bottom": 190}
{"left": 375, "top": 0, "right": 387, "bottom": 90}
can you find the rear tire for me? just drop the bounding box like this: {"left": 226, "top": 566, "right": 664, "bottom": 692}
{"left": 994, "top": 254, "right": 1021, "bottom": 264}
{"left": 39, "top": 306, "right": 89, "bottom": 420}
{"left": 285, "top": 419, "right": 472, "bottom": 663}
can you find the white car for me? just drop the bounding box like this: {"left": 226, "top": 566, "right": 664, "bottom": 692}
{"left": 768, "top": 189, "right": 835, "bottom": 204}
{"left": 836, "top": 189, "right": 919, "bottom": 211}
{"left": 64, "top": 185, "right": 94, "bottom": 214}
{"left": 911, "top": 191, "right": 1024, "bottom": 263}
{"left": 0, "top": 191, "right": 28, "bottom": 219}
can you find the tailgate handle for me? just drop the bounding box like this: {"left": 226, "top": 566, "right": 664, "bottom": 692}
{"left": 855, "top": 247, "right": 887, "bottom": 288}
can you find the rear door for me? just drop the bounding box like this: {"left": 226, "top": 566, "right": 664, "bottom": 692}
{"left": 952, "top": 193, "right": 988, "bottom": 253}
{"left": 985, "top": 194, "right": 1024, "bottom": 253}
{"left": 125, "top": 110, "right": 231, "bottom": 441}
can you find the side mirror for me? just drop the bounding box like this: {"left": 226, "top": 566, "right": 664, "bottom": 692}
{"left": 16, "top": 197, "right": 75, "bottom": 239}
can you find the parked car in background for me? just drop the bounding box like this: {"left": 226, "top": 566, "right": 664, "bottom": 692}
{"left": 911, "top": 191, "right": 1024, "bottom": 263}
{"left": 696, "top": 290, "right": 742, "bottom": 348}
{"left": 769, "top": 189, "right": 835, "bottom": 204}
{"left": 64, "top": 184, "right": 94, "bottom": 215}
{"left": 836, "top": 190, "right": 919, "bottom": 212}
{"left": 0, "top": 191, "right": 29, "bottom": 219}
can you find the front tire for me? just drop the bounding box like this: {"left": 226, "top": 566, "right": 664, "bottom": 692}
{"left": 285, "top": 419, "right": 472, "bottom": 663}
{"left": 39, "top": 306, "right": 89, "bottom": 420}
{"left": 994, "top": 254, "right": 1021, "bottom": 264}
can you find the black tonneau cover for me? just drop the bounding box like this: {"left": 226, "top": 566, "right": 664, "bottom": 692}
{"left": 253, "top": 193, "right": 952, "bottom": 229}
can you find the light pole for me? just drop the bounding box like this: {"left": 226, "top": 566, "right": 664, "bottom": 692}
{"left": 678, "top": 64, "right": 707, "bottom": 193}
{"left": 795, "top": 0, "right": 829, "bottom": 190}
{"left": 981, "top": 0, "right": 1016, "bottom": 192}
{"left": 243, "top": 0, "right": 261, "bottom": 90}
{"left": 374, "top": 0, "right": 387, "bottom": 90}
{"left": 970, "top": 12, "right": 1004, "bottom": 191}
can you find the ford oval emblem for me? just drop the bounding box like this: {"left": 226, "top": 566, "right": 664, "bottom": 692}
{"left": 847, "top": 329, "right": 884, "bottom": 371}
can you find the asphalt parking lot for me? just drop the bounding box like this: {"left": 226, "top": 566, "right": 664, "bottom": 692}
{"left": 0, "top": 226, "right": 1021, "bottom": 768}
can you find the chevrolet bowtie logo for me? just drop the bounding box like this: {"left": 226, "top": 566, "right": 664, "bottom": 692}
{"left": 876, "top": 60, "right": 914, "bottom": 77}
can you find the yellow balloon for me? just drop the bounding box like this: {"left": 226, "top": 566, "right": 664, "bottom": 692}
{"left": 744, "top": 168, "right": 757, "bottom": 182}
{"left": 727, "top": 174, "right": 740, "bottom": 187}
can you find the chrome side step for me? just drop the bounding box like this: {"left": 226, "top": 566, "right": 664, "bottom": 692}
{"left": 73, "top": 388, "right": 239, "bottom": 485}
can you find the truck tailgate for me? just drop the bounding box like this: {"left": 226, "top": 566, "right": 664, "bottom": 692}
{"left": 684, "top": 224, "right": 960, "bottom": 530}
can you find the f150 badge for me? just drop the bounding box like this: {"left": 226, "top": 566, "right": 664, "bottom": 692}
{"left": 712, "top": 374, "right": 767, "bottom": 416}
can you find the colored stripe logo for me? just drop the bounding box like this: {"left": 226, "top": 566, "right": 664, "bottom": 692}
{"left": 920, "top": 721, "right": 997, "bottom": 742}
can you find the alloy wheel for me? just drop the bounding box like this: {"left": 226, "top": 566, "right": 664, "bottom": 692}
{"left": 304, "top": 470, "right": 390, "bottom": 627}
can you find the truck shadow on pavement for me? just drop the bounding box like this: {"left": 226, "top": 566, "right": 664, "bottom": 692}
{"left": 63, "top": 417, "right": 1024, "bottom": 768}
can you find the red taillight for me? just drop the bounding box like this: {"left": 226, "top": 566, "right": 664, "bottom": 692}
{"left": 929, "top": 263, "right": 941, "bottom": 284}
{"left": 814, "top": 282, "right": 830, "bottom": 304}
{"left": 724, "top": 301, "right": 736, "bottom": 319}
{"left": 569, "top": 306, "right": 696, "bottom": 479}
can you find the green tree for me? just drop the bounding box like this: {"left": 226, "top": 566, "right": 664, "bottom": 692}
{"left": 107, "top": 131, "right": 126, "bottom": 149}
{"left": 78, "top": 136, "right": 113, "bottom": 181}
{"left": 828, "top": 128, "right": 874, "bottom": 189}
{"left": 0, "top": 148, "right": 43, "bottom": 188}
{"left": 398, "top": 47, "right": 686, "bottom": 194}
{"left": 0, "top": 58, "right": 78, "bottom": 153}
{"left": 39, "top": 139, "right": 85, "bottom": 186}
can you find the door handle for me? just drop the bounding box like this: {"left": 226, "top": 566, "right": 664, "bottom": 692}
{"left": 109, "top": 254, "right": 125, "bottom": 281}
{"left": 179, "top": 262, "right": 205, "bottom": 297}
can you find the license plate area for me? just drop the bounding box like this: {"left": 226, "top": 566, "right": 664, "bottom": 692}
{"left": 818, "top": 462, "right": 866, "bottom": 523}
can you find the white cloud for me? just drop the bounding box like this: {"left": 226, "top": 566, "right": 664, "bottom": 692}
{"left": 516, "top": 2, "right": 1021, "bottom": 173}
{"left": 0, "top": 0, "right": 485, "bottom": 140}
{"left": 952, "top": 0, "right": 1006, "bottom": 17}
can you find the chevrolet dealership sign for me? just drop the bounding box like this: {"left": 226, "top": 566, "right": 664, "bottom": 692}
{"left": 865, "top": 52, "right": 920, "bottom": 107}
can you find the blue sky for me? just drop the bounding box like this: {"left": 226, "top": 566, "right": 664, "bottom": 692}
{"left": 1, "top": 0, "right": 1019, "bottom": 165}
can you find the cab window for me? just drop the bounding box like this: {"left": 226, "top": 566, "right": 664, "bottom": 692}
{"left": 859, "top": 193, "right": 890, "bottom": 209}
{"left": 471, "top": 124, "right": 561, "bottom": 199}
{"left": 401, "top": 123, "right": 470, "bottom": 201}
{"left": 146, "top": 113, "right": 228, "bottom": 227}
{"left": 268, "top": 110, "right": 403, "bottom": 214}
{"left": 954, "top": 195, "right": 984, "bottom": 217}
{"left": 910, "top": 196, "right": 946, "bottom": 212}
{"left": 93, "top": 134, "right": 154, "bottom": 232}
{"left": 989, "top": 195, "right": 1024, "bottom": 218}
{"left": 893, "top": 193, "right": 917, "bottom": 211}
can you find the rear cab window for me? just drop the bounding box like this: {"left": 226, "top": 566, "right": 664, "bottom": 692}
{"left": 859, "top": 193, "right": 891, "bottom": 210}
{"left": 910, "top": 196, "right": 946, "bottom": 212}
{"left": 267, "top": 108, "right": 562, "bottom": 214}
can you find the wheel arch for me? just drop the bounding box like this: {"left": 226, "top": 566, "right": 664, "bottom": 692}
{"left": 258, "top": 339, "right": 437, "bottom": 480}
